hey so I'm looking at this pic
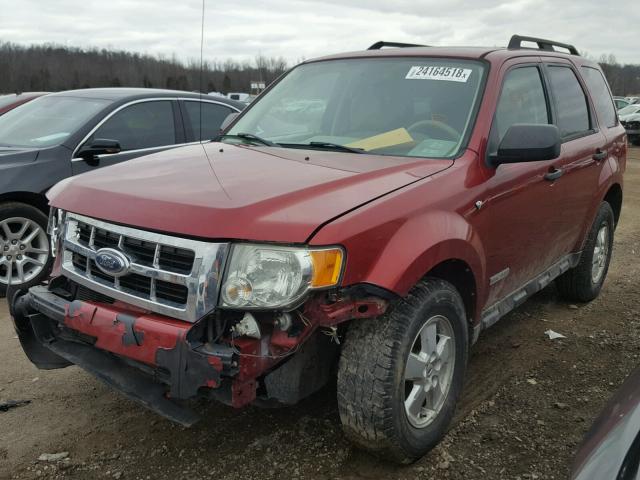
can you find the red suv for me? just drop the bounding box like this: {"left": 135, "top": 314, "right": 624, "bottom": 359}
{"left": 10, "top": 35, "right": 626, "bottom": 463}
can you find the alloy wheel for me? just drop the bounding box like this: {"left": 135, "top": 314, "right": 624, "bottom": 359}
{"left": 403, "top": 314, "right": 456, "bottom": 428}
{"left": 591, "top": 225, "right": 609, "bottom": 284}
{"left": 0, "top": 217, "right": 49, "bottom": 287}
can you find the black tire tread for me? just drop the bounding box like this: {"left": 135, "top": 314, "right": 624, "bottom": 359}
{"left": 556, "top": 202, "right": 614, "bottom": 302}
{"left": 337, "top": 277, "right": 467, "bottom": 463}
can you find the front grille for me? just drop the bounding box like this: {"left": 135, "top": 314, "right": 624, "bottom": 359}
{"left": 76, "top": 223, "right": 195, "bottom": 275}
{"left": 60, "top": 213, "right": 229, "bottom": 322}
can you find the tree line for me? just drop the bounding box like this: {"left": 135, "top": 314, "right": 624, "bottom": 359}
{"left": 0, "top": 42, "right": 638, "bottom": 96}
{"left": 595, "top": 54, "right": 640, "bottom": 97}
{"left": 0, "top": 42, "right": 288, "bottom": 94}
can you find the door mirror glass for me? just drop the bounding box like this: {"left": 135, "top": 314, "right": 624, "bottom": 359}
{"left": 77, "top": 138, "right": 121, "bottom": 161}
{"left": 220, "top": 112, "right": 239, "bottom": 132}
{"left": 490, "top": 124, "right": 561, "bottom": 166}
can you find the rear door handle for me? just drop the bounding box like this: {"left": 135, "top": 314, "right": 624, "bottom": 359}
{"left": 544, "top": 167, "right": 564, "bottom": 181}
{"left": 593, "top": 149, "right": 607, "bottom": 161}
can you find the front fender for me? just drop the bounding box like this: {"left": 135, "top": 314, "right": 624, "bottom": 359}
{"left": 311, "top": 207, "right": 487, "bottom": 316}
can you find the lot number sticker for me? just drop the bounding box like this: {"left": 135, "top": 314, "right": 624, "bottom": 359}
{"left": 406, "top": 66, "right": 472, "bottom": 82}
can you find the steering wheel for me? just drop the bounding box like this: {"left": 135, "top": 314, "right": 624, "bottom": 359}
{"left": 407, "top": 120, "right": 462, "bottom": 142}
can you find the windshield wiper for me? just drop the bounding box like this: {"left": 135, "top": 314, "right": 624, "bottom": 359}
{"left": 216, "top": 133, "right": 276, "bottom": 147}
{"left": 280, "top": 142, "right": 364, "bottom": 154}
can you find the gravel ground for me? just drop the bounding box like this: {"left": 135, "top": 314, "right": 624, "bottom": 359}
{"left": 1, "top": 147, "right": 639, "bottom": 480}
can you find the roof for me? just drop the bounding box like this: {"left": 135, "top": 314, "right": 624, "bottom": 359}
{"left": 309, "top": 46, "right": 499, "bottom": 63}
{"left": 48, "top": 88, "right": 245, "bottom": 109}
{"left": 306, "top": 44, "right": 595, "bottom": 66}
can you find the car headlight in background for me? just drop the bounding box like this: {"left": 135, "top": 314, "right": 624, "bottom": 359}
{"left": 220, "top": 244, "right": 344, "bottom": 309}
{"left": 47, "top": 208, "right": 66, "bottom": 257}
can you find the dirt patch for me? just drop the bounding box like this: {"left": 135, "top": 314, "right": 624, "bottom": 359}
{"left": 1, "top": 148, "right": 639, "bottom": 480}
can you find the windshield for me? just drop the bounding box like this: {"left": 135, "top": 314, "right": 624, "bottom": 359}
{"left": 0, "top": 96, "right": 110, "bottom": 148}
{"left": 619, "top": 105, "right": 640, "bottom": 116}
{"left": 227, "top": 57, "right": 485, "bottom": 158}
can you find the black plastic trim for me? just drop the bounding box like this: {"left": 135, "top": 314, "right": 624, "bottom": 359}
{"left": 480, "top": 252, "right": 581, "bottom": 330}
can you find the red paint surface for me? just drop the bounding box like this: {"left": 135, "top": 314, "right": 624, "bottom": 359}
{"left": 0, "top": 93, "right": 47, "bottom": 115}
{"left": 63, "top": 301, "right": 188, "bottom": 366}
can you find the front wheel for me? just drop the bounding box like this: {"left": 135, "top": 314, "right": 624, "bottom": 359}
{"left": 0, "top": 202, "right": 52, "bottom": 297}
{"left": 337, "top": 278, "right": 468, "bottom": 464}
{"left": 556, "top": 201, "right": 615, "bottom": 302}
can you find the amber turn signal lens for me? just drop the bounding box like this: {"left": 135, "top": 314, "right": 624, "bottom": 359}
{"left": 309, "top": 249, "right": 343, "bottom": 288}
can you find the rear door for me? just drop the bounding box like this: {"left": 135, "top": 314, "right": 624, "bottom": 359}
{"left": 71, "top": 99, "right": 185, "bottom": 175}
{"left": 541, "top": 60, "right": 608, "bottom": 252}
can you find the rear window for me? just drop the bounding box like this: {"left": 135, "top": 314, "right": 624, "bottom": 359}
{"left": 581, "top": 67, "right": 617, "bottom": 128}
{"left": 547, "top": 66, "right": 591, "bottom": 138}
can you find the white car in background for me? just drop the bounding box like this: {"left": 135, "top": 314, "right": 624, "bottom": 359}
{"left": 619, "top": 104, "right": 640, "bottom": 146}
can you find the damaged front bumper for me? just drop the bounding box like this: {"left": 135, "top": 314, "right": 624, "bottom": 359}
{"left": 10, "top": 282, "right": 387, "bottom": 426}
{"left": 11, "top": 285, "right": 234, "bottom": 426}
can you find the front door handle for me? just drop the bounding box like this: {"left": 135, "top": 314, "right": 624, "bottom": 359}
{"left": 544, "top": 167, "right": 564, "bottom": 181}
{"left": 593, "top": 149, "right": 607, "bottom": 161}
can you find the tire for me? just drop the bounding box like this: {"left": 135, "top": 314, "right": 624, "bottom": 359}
{"left": 337, "top": 278, "right": 468, "bottom": 464}
{"left": 0, "top": 202, "right": 52, "bottom": 297}
{"left": 556, "top": 202, "right": 615, "bottom": 303}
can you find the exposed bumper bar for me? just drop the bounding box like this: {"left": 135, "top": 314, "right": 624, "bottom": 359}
{"left": 11, "top": 285, "right": 235, "bottom": 426}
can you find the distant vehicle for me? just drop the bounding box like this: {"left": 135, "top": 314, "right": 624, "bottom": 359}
{"left": 0, "top": 88, "right": 244, "bottom": 294}
{"left": 615, "top": 98, "right": 630, "bottom": 110}
{"left": 625, "top": 96, "right": 640, "bottom": 105}
{"left": 619, "top": 104, "right": 640, "bottom": 145}
{"left": 571, "top": 367, "right": 640, "bottom": 479}
{"left": 226, "top": 92, "right": 251, "bottom": 102}
{"left": 0, "top": 92, "right": 48, "bottom": 115}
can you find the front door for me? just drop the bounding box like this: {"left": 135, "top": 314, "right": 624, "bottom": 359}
{"left": 72, "top": 99, "right": 183, "bottom": 175}
{"left": 480, "top": 61, "right": 569, "bottom": 306}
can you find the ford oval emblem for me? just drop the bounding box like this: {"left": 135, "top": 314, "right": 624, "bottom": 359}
{"left": 94, "top": 248, "right": 131, "bottom": 277}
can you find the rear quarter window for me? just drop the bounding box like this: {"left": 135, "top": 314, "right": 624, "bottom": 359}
{"left": 580, "top": 66, "right": 617, "bottom": 128}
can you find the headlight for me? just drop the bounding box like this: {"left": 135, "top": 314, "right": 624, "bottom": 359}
{"left": 220, "top": 244, "right": 344, "bottom": 309}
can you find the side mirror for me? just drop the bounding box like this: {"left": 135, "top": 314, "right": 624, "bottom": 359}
{"left": 77, "top": 138, "right": 121, "bottom": 164}
{"left": 220, "top": 112, "right": 239, "bottom": 132}
{"left": 490, "top": 124, "right": 561, "bottom": 166}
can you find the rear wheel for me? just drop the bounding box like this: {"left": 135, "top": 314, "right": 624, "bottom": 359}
{"left": 556, "top": 202, "right": 614, "bottom": 302}
{"left": 0, "top": 202, "right": 52, "bottom": 297}
{"left": 337, "top": 278, "right": 468, "bottom": 464}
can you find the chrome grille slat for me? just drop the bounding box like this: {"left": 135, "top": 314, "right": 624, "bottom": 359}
{"left": 60, "top": 213, "right": 229, "bottom": 322}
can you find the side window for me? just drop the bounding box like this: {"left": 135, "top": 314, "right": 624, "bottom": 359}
{"left": 184, "top": 101, "right": 234, "bottom": 141}
{"left": 494, "top": 66, "right": 549, "bottom": 143}
{"left": 581, "top": 67, "right": 617, "bottom": 128}
{"left": 92, "top": 101, "right": 176, "bottom": 151}
{"left": 547, "top": 66, "right": 591, "bottom": 138}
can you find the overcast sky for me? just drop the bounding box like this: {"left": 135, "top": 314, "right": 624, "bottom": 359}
{"left": 0, "top": 0, "right": 637, "bottom": 65}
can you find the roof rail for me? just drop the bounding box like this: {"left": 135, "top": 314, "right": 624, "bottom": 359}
{"left": 508, "top": 35, "right": 579, "bottom": 56}
{"left": 368, "top": 41, "right": 429, "bottom": 50}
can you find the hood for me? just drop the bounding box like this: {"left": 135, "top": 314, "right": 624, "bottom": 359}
{"left": 48, "top": 143, "right": 452, "bottom": 243}
{"left": 571, "top": 367, "right": 640, "bottom": 479}
{"left": 620, "top": 113, "right": 640, "bottom": 122}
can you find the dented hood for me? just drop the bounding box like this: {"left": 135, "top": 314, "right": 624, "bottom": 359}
{"left": 48, "top": 143, "right": 452, "bottom": 242}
